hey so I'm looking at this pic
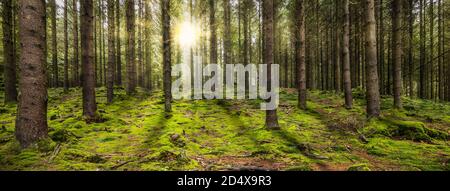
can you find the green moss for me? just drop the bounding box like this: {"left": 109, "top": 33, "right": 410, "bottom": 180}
{"left": 348, "top": 164, "right": 371, "bottom": 171}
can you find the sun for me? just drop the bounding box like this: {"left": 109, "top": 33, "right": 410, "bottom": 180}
{"left": 177, "top": 21, "right": 197, "bottom": 47}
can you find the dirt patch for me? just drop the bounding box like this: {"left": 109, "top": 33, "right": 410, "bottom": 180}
{"left": 195, "top": 155, "right": 289, "bottom": 171}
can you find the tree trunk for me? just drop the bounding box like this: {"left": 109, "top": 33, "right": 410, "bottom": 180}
{"left": 2, "top": 0, "right": 18, "bottom": 103}
{"left": 115, "top": 0, "right": 122, "bottom": 86}
{"left": 210, "top": 0, "right": 217, "bottom": 65}
{"left": 50, "top": 0, "right": 58, "bottom": 88}
{"left": 263, "top": 0, "right": 280, "bottom": 130}
{"left": 392, "top": 0, "right": 403, "bottom": 109}
{"left": 81, "top": 0, "right": 98, "bottom": 120}
{"left": 137, "top": 0, "right": 143, "bottom": 87}
{"left": 126, "top": 0, "right": 136, "bottom": 94}
{"left": 364, "top": 0, "right": 381, "bottom": 118}
{"left": 342, "top": 0, "right": 353, "bottom": 109}
{"left": 16, "top": 0, "right": 48, "bottom": 147}
{"left": 73, "top": 0, "right": 80, "bottom": 87}
{"left": 334, "top": 2, "right": 341, "bottom": 93}
{"left": 419, "top": 0, "right": 425, "bottom": 99}
{"left": 64, "top": 0, "right": 69, "bottom": 91}
{"left": 223, "top": 0, "right": 231, "bottom": 65}
{"left": 296, "top": 0, "right": 307, "bottom": 110}
{"left": 107, "top": 0, "right": 115, "bottom": 103}
{"left": 162, "top": 0, "right": 172, "bottom": 112}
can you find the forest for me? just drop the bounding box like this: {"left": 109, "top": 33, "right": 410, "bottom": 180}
{"left": 0, "top": 0, "right": 449, "bottom": 171}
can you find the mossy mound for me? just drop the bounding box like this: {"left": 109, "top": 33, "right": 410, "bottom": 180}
{"left": 382, "top": 118, "right": 448, "bottom": 142}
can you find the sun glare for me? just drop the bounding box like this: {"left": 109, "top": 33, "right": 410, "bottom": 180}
{"left": 177, "top": 21, "right": 197, "bottom": 47}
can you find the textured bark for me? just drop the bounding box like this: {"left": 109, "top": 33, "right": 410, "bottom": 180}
{"left": 364, "top": 0, "right": 381, "bottom": 118}
{"left": 419, "top": 0, "right": 425, "bottom": 99}
{"left": 144, "top": 1, "right": 152, "bottom": 91}
{"left": 64, "top": 0, "right": 69, "bottom": 91}
{"left": 2, "top": 0, "right": 18, "bottom": 103}
{"left": 392, "top": 0, "right": 403, "bottom": 109}
{"left": 334, "top": 2, "right": 341, "bottom": 93}
{"left": 263, "top": 0, "right": 280, "bottom": 130}
{"left": 342, "top": 0, "right": 353, "bottom": 109}
{"left": 107, "top": 0, "right": 116, "bottom": 103}
{"left": 115, "top": 0, "right": 122, "bottom": 86}
{"left": 223, "top": 0, "right": 231, "bottom": 65}
{"left": 73, "top": 0, "right": 80, "bottom": 87}
{"left": 50, "top": 0, "right": 58, "bottom": 87}
{"left": 162, "top": 0, "right": 172, "bottom": 112}
{"left": 209, "top": 0, "right": 217, "bottom": 65}
{"left": 126, "top": 0, "right": 136, "bottom": 94}
{"left": 295, "top": 0, "right": 307, "bottom": 110}
{"left": 137, "top": 0, "right": 143, "bottom": 87}
{"left": 16, "top": 0, "right": 48, "bottom": 147}
{"left": 81, "top": 0, "right": 97, "bottom": 119}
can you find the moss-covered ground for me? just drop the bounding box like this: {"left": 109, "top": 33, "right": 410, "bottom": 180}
{"left": 0, "top": 88, "right": 448, "bottom": 171}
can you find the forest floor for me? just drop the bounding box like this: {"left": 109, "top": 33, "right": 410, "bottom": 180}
{"left": 0, "top": 87, "right": 449, "bottom": 171}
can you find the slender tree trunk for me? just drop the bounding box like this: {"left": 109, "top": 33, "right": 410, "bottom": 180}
{"left": 162, "top": 0, "right": 172, "bottom": 112}
{"left": 137, "top": 0, "right": 143, "bottom": 87}
{"left": 364, "top": 0, "right": 381, "bottom": 118}
{"left": 335, "top": 2, "right": 341, "bottom": 93}
{"left": 408, "top": 0, "right": 414, "bottom": 97}
{"left": 223, "top": 0, "right": 231, "bottom": 65}
{"left": 16, "top": 0, "right": 48, "bottom": 147}
{"left": 263, "top": 0, "right": 280, "bottom": 130}
{"left": 64, "top": 0, "right": 69, "bottom": 91}
{"left": 73, "top": 0, "right": 80, "bottom": 87}
{"left": 107, "top": 0, "right": 115, "bottom": 103}
{"left": 144, "top": 1, "right": 152, "bottom": 91}
{"left": 295, "top": 0, "right": 307, "bottom": 110}
{"left": 50, "top": 0, "right": 58, "bottom": 88}
{"left": 210, "top": 0, "right": 217, "bottom": 65}
{"left": 342, "top": 0, "right": 353, "bottom": 109}
{"left": 2, "top": 0, "right": 18, "bottom": 103}
{"left": 392, "top": 0, "right": 403, "bottom": 109}
{"left": 429, "top": 0, "right": 434, "bottom": 100}
{"left": 81, "top": 0, "right": 97, "bottom": 120}
{"left": 115, "top": 0, "right": 122, "bottom": 86}
{"left": 419, "top": 0, "right": 425, "bottom": 99}
{"left": 126, "top": 0, "right": 136, "bottom": 94}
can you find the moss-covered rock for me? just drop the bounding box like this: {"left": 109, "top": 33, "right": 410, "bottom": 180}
{"left": 348, "top": 164, "right": 371, "bottom": 171}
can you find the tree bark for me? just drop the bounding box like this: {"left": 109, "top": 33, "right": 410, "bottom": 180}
{"left": 162, "top": 0, "right": 172, "bottom": 112}
{"left": 126, "top": 0, "right": 136, "bottom": 94}
{"left": 364, "top": 0, "right": 381, "bottom": 118}
{"left": 392, "top": 0, "right": 403, "bottom": 109}
{"left": 295, "top": 0, "right": 307, "bottom": 110}
{"left": 50, "top": 0, "right": 58, "bottom": 88}
{"left": 64, "top": 0, "right": 69, "bottom": 91}
{"left": 107, "top": 0, "right": 115, "bottom": 103}
{"left": 16, "top": 0, "right": 48, "bottom": 147}
{"left": 263, "top": 0, "right": 280, "bottom": 130}
{"left": 2, "top": 0, "right": 18, "bottom": 103}
{"left": 73, "top": 0, "right": 80, "bottom": 87}
{"left": 115, "top": 0, "right": 122, "bottom": 86}
{"left": 342, "top": 0, "right": 353, "bottom": 109}
{"left": 80, "top": 0, "right": 98, "bottom": 120}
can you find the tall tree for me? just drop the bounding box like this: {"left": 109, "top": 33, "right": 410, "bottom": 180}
{"left": 162, "top": 0, "right": 172, "bottom": 112}
{"left": 107, "top": 0, "right": 115, "bottom": 103}
{"left": 126, "top": 0, "right": 136, "bottom": 94}
{"left": 342, "top": 0, "right": 353, "bottom": 109}
{"left": 50, "top": 0, "right": 58, "bottom": 87}
{"left": 334, "top": 1, "right": 341, "bottom": 92}
{"left": 419, "top": 0, "right": 426, "bottom": 99}
{"left": 137, "top": 0, "right": 143, "bottom": 87}
{"left": 209, "top": 0, "right": 217, "bottom": 65}
{"left": 364, "top": 0, "right": 381, "bottom": 118}
{"left": 223, "top": 0, "right": 231, "bottom": 65}
{"left": 295, "top": 0, "right": 307, "bottom": 110}
{"left": 2, "top": 0, "right": 18, "bottom": 103}
{"left": 115, "top": 0, "right": 122, "bottom": 86}
{"left": 392, "top": 0, "right": 403, "bottom": 109}
{"left": 16, "top": 0, "right": 48, "bottom": 147}
{"left": 263, "top": 0, "right": 280, "bottom": 129}
{"left": 64, "top": 0, "right": 69, "bottom": 91}
{"left": 73, "top": 0, "right": 80, "bottom": 87}
{"left": 81, "top": 0, "right": 97, "bottom": 120}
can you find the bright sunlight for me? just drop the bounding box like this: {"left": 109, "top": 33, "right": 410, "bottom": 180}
{"left": 176, "top": 21, "right": 198, "bottom": 47}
